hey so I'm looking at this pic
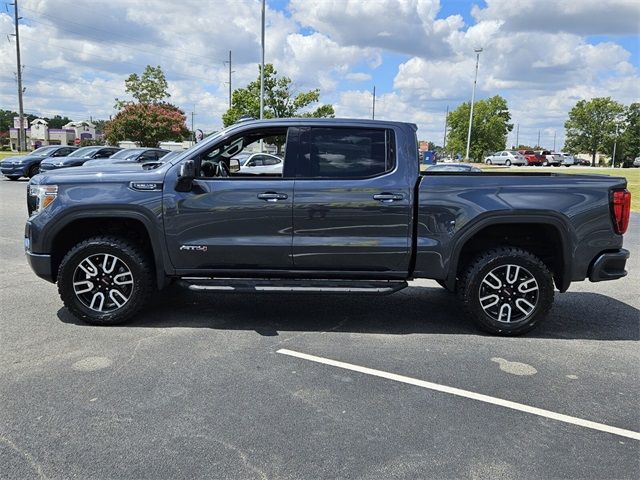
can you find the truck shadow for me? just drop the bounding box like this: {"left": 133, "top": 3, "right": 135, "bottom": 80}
{"left": 57, "top": 285, "right": 640, "bottom": 341}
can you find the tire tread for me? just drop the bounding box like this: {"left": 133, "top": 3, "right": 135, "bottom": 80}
{"left": 57, "top": 235, "right": 153, "bottom": 325}
{"left": 457, "top": 246, "right": 554, "bottom": 335}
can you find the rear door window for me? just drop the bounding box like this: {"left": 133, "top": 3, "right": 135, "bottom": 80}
{"left": 299, "top": 127, "right": 395, "bottom": 178}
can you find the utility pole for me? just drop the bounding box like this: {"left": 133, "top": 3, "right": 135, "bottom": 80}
{"left": 553, "top": 131, "right": 556, "bottom": 151}
{"left": 12, "top": 0, "right": 26, "bottom": 151}
{"left": 515, "top": 123, "right": 519, "bottom": 148}
{"left": 537, "top": 130, "right": 541, "bottom": 149}
{"left": 372, "top": 86, "right": 376, "bottom": 120}
{"left": 612, "top": 122, "right": 619, "bottom": 168}
{"left": 259, "top": 0, "right": 265, "bottom": 120}
{"left": 223, "top": 50, "right": 233, "bottom": 109}
{"left": 443, "top": 105, "right": 449, "bottom": 151}
{"left": 465, "top": 47, "right": 482, "bottom": 161}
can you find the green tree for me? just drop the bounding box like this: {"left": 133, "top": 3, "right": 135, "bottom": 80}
{"left": 107, "top": 65, "right": 188, "bottom": 146}
{"left": 564, "top": 97, "right": 624, "bottom": 166}
{"left": 115, "top": 65, "right": 170, "bottom": 108}
{"left": 93, "top": 119, "right": 109, "bottom": 132}
{"left": 44, "top": 115, "right": 73, "bottom": 129}
{"left": 617, "top": 102, "right": 640, "bottom": 161}
{"left": 0, "top": 109, "right": 17, "bottom": 133}
{"left": 446, "top": 95, "right": 513, "bottom": 162}
{"left": 105, "top": 103, "right": 189, "bottom": 147}
{"left": 222, "top": 64, "right": 334, "bottom": 126}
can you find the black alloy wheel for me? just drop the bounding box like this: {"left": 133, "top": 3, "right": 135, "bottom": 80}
{"left": 457, "top": 247, "right": 554, "bottom": 335}
{"left": 58, "top": 236, "right": 153, "bottom": 325}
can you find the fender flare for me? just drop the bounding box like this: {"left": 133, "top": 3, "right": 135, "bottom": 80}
{"left": 445, "top": 212, "right": 574, "bottom": 292}
{"left": 43, "top": 207, "right": 172, "bottom": 289}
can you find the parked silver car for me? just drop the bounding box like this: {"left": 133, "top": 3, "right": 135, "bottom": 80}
{"left": 484, "top": 150, "right": 527, "bottom": 166}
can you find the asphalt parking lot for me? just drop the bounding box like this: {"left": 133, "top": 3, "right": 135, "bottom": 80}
{"left": 1, "top": 176, "right": 638, "bottom": 479}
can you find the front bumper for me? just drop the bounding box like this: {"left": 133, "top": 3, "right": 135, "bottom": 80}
{"left": 25, "top": 222, "right": 54, "bottom": 282}
{"left": 26, "top": 250, "right": 54, "bottom": 283}
{"left": 588, "top": 249, "right": 630, "bottom": 282}
{"left": 1, "top": 164, "right": 28, "bottom": 176}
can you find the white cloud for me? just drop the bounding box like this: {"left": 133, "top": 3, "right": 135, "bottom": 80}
{"left": 345, "top": 73, "right": 372, "bottom": 82}
{"left": 289, "top": 0, "right": 463, "bottom": 58}
{"left": 472, "top": 0, "right": 640, "bottom": 36}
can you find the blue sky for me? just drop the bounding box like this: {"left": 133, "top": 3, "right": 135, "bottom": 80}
{"left": 1, "top": 0, "right": 638, "bottom": 150}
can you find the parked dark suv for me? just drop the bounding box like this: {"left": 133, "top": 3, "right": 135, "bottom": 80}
{"left": 1, "top": 146, "right": 78, "bottom": 180}
{"left": 39, "top": 146, "right": 122, "bottom": 172}
{"left": 83, "top": 148, "right": 170, "bottom": 167}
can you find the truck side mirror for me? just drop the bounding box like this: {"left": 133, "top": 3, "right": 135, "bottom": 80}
{"left": 176, "top": 159, "right": 195, "bottom": 192}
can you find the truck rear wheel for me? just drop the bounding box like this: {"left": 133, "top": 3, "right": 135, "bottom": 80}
{"left": 457, "top": 247, "right": 554, "bottom": 335}
{"left": 57, "top": 236, "right": 153, "bottom": 325}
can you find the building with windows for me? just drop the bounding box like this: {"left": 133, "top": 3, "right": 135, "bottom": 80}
{"left": 9, "top": 119, "right": 100, "bottom": 150}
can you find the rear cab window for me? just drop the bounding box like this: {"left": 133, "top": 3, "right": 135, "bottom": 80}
{"left": 297, "top": 127, "right": 395, "bottom": 178}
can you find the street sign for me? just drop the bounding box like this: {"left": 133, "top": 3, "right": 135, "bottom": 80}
{"left": 13, "top": 116, "right": 29, "bottom": 129}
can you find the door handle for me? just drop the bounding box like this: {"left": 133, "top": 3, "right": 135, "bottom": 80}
{"left": 373, "top": 193, "right": 404, "bottom": 202}
{"left": 257, "top": 192, "right": 288, "bottom": 202}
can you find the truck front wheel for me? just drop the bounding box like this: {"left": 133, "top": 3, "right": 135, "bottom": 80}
{"left": 57, "top": 236, "right": 153, "bottom": 325}
{"left": 457, "top": 247, "right": 554, "bottom": 335}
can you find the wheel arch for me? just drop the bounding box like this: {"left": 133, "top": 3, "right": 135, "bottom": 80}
{"left": 45, "top": 210, "right": 169, "bottom": 289}
{"left": 447, "top": 214, "right": 573, "bottom": 292}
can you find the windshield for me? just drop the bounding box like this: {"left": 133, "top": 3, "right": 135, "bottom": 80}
{"left": 158, "top": 151, "right": 182, "bottom": 162}
{"left": 67, "top": 147, "right": 100, "bottom": 158}
{"left": 110, "top": 149, "right": 143, "bottom": 160}
{"left": 31, "top": 146, "right": 59, "bottom": 156}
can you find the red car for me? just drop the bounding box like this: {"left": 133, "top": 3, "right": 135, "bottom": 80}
{"left": 518, "top": 150, "right": 544, "bottom": 166}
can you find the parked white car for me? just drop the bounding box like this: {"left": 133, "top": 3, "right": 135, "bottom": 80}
{"left": 484, "top": 150, "right": 527, "bottom": 166}
{"left": 233, "top": 152, "right": 283, "bottom": 175}
{"left": 535, "top": 150, "right": 562, "bottom": 166}
{"left": 559, "top": 153, "right": 576, "bottom": 166}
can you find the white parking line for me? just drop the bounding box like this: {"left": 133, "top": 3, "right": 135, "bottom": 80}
{"left": 277, "top": 348, "right": 640, "bottom": 441}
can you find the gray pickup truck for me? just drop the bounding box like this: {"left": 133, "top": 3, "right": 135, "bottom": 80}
{"left": 25, "top": 118, "right": 631, "bottom": 335}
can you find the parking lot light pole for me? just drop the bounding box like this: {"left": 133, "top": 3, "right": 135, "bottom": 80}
{"left": 465, "top": 48, "right": 482, "bottom": 161}
{"left": 259, "top": 0, "right": 265, "bottom": 152}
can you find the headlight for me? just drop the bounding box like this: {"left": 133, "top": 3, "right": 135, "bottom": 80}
{"left": 29, "top": 184, "right": 58, "bottom": 215}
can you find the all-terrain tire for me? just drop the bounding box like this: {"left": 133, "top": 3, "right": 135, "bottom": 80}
{"left": 457, "top": 247, "right": 554, "bottom": 335}
{"left": 57, "top": 236, "right": 153, "bottom": 325}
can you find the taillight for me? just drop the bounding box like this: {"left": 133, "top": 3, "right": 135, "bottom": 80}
{"left": 611, "top": 189, "right": 631, "bottom": 235}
